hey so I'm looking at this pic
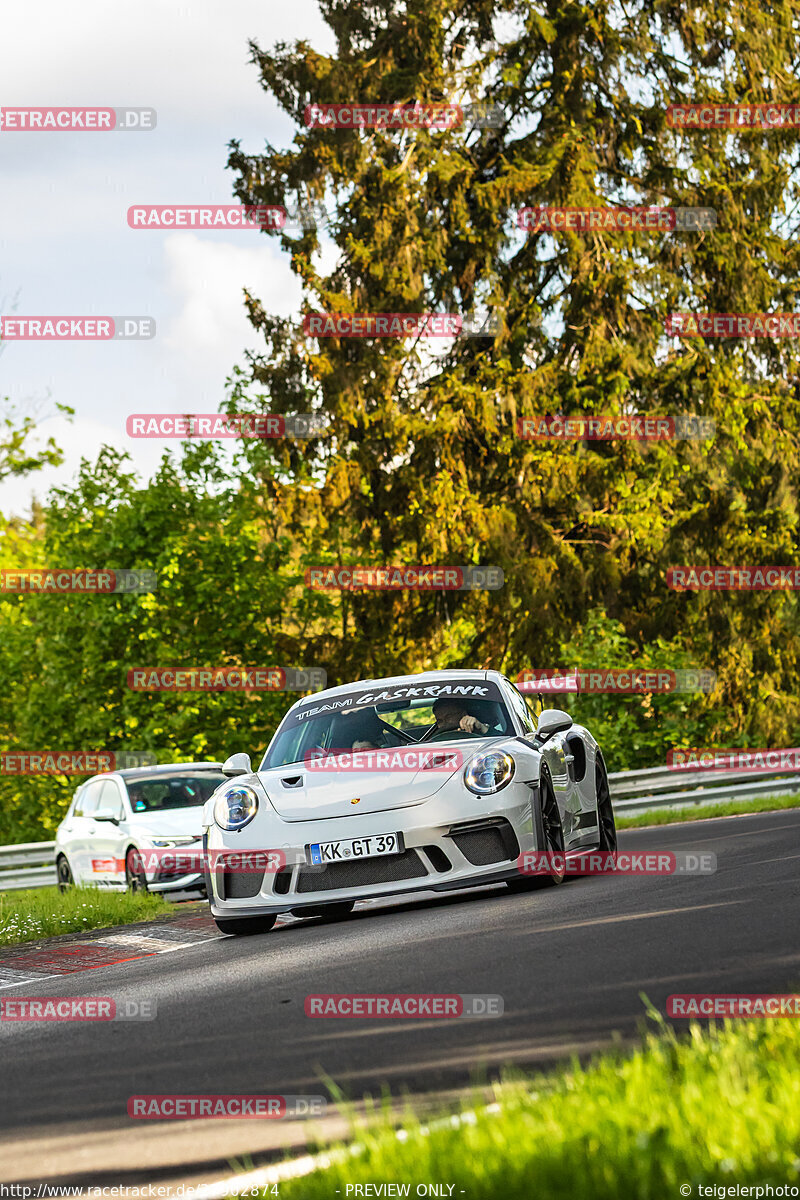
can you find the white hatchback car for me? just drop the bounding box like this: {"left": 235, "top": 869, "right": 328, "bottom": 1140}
{"left": 54, "top": 762, "right": 229, "bottom": 894}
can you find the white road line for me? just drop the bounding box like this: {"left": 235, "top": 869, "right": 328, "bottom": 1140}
{"left": 0, "top": 970, "right": 62, "bottom": 990}
{"left": 192, "top": 1103, "right": 503, "bottom": 1198}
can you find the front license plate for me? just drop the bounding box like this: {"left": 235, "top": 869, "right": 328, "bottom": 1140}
{"left": 308, "top": 833, "right": 403, "bottom": 866}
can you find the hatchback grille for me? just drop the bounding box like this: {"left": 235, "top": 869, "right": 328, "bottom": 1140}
{"left": 296, "top": 850, "right": 428, "bottom": 893}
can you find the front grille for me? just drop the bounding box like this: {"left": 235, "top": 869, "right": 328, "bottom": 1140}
{"left": 296, "top": 850, "right": 428, "bottom": 893}
{"left": 223, "top": 871, "right": 263, "bottom": 899}
{"left": 449, "top": 820, "right": 519, "bottom": 866}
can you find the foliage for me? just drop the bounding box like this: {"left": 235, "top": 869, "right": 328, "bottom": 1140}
{"left": 272, "top": 1014, "right": 800, "bottom": 1200}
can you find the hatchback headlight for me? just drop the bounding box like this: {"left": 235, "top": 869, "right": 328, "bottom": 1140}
{"left": 464, "top": 751, "right": 515, "bottom": 795}
{"left": 214, "top": 785, "right": 259, "bottom": 830}
{"left": 151, "top": 836, "right": 200, "bottom": 847}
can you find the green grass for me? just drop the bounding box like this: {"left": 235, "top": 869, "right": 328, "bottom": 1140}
{"left": 617, "top": 791, "right": 800, "bottom": 829}
{"left": 270, "top": 1013, "right": 800, "bottom": 1200}
{"left": 0, "top": 885, "right": 172, "bottom": 947}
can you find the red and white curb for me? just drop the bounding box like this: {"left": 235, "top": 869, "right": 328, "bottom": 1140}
{"left": 0, "top": 908, "right": 312, "bottom": 990}
{"left": 0, "top": 921, "right": 224, "bottom": 990}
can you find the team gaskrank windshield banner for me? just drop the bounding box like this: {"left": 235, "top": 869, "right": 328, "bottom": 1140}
{"left": 284, "top": 679, "right": 505, "bottom": 728}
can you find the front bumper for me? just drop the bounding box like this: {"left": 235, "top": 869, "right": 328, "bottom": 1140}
{"left": 205, "top": 785, "right": 538, "bottom": 917}
{"left": 148, "top": 871, "right": 205, "bottom": 894}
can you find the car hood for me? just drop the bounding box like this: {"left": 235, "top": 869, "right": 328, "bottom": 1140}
{"left": 253, "top": 738, "right": 503, "bottom": 822}
{"left": 126, "top": 807, "right": 205, "bottom": 839}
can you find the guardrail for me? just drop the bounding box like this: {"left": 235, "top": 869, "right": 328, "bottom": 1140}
{"left": 0, "top": 842, "right": 57, "bottom": 892}
{"left": 608, "top": 764, "right": 800, "bottom": 815}
{"left": 1, "top": 765, "right": 798, "bottom": 891}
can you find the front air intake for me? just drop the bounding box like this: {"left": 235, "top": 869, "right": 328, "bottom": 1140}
{"left": 295, "top": 850, "right": 428, "bottom": 893}
{"left": 447, "top": 817, "right": 519, "bottom": 866}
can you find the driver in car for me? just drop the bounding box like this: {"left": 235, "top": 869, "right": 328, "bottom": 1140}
{"left": 431, "top": 697, "right": 489, "bottom": 736}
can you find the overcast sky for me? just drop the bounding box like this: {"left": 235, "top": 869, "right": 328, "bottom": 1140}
{"left": 0, "top": 0, "right": 333, "bottom": 516}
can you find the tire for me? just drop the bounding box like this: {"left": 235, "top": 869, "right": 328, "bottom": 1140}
{"left": 507, "top": 767, "right": 566, "bottom": 891}
{"left": 596, "top": 752, "right": 617, "bottom": 852}
{"left": 125, "top": 847, "right": 148, "bottom": 893}
{"left": 214, "top": 914, "right": 278, "bottom": 936}
{"left": 56, "top": 855, "right": 74, "bottom": 893}
{"left": 291, "top": 902, "right": 355, "bottom": 922}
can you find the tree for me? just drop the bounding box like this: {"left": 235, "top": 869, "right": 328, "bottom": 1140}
{"left": 0, "top": 443, "right": 307, "bottom": 842}
{"left": 224, "top": 0, "right": 800, "bottom": 754}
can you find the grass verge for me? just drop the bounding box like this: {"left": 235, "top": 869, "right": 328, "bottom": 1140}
{"left": 0, "top": 885, "right": 173, "bottom": 947}
{"left": 617, "top": 791, "right": 800, "bottom": 829}
{"left": 271, "top": 1013, "right": 800, "bottom": 1199}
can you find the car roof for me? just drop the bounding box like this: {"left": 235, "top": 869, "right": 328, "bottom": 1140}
{"left": 116, "top": 761, "right": 224, "bottom": 778}
{"left": 282, "top": 669, "right": 509, "bottom": 714}
{"left": 76, "top": 762, "right": 225, "bottom": 788}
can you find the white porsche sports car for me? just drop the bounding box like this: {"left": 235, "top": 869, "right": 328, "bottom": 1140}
{"left": 202, "top": 669, "right": 616, "bottom": 935}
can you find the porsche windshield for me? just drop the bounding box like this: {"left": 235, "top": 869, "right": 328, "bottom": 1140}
{"left": 262, "top": 681, "right": 514, "bottom": 770}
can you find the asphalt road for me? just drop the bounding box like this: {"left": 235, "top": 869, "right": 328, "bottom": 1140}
{"left": 1, "top": 809, "right": 799, "bottom": 1185}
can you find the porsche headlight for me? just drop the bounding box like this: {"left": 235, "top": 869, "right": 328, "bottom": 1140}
{"left": 214, "top": 785, "right": 259, "bottom": 830}
{"left": 464, "top": 751, "right": 515, "bottom": 795}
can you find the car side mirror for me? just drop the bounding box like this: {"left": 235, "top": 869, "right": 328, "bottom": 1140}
{"left": 222, "top": 752, "right": 252, "bottom": 777}
{"left": 535, "top": 709, "right": 573, "bottom": 741}
{"left": 94, "top": 810, "right": 120, "bottom": 824}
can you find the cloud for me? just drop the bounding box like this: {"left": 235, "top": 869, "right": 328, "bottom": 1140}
{"left": 160, "top": 231, "right": 304, "bottom": 401}
{"left": 0, "top": 0, "right": 332, "bottom": 516}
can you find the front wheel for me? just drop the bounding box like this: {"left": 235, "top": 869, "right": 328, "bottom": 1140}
{"left": 596, "top": 753, "right": 617, "bottom": 851}
{"left": 125, "top": 847, "right": 148, "bottom": 893}
{"left": 56, "top": 855, "right": 74, "bottom": 893}
{"left": 507, "top": 769, "right": 566, "bottom": 891}
{"left": 214, "top": 914, "right": 278, "bottom": 936}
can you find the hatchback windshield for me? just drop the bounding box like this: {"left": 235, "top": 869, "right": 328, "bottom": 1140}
{"left": 124, "top": 772, "right": 228, "bottom": 813}
{"left": 263, "top": 681, "right": 513, "bottom": 770}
